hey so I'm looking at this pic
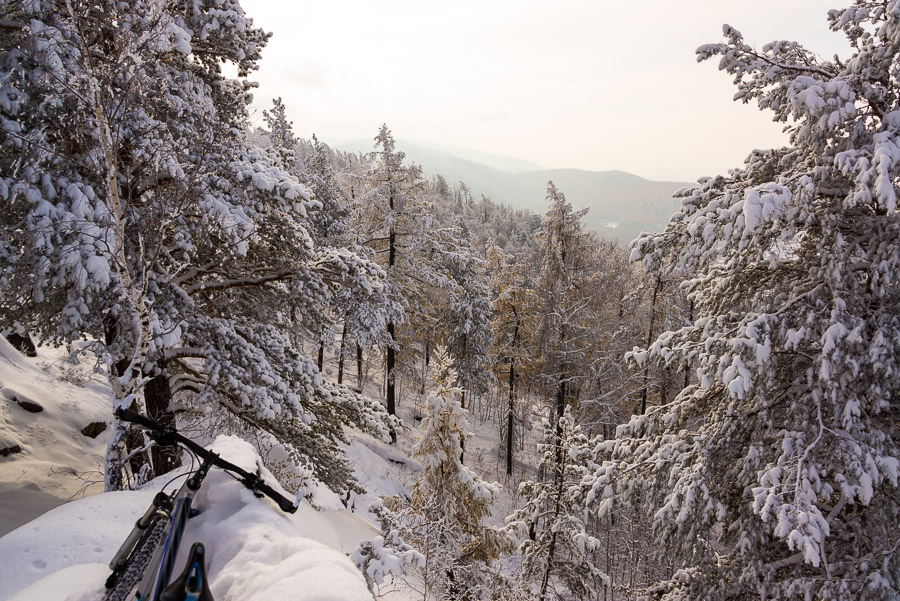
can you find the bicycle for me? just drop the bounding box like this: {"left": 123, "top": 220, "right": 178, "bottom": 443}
{"left": 102, "top": 407, "right": 299, "bottom": 601}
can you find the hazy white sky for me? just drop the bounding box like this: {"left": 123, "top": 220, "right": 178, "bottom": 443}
{"left": 240, "top": 0, "right": 846, "bottom": 182}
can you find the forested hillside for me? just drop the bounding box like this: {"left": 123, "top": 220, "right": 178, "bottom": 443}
{"left": 335, "top": 138, "right": 688, "bottom": 245}
{"left": 0, "top": 1, "right": 898, "bottom": 600}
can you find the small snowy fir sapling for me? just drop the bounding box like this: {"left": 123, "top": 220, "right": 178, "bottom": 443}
{"left": 369, "top": 355, "right": 503, "bottom": 597}
{"left": 412, "top": 356, "right": 500, "bottom": 536}
{"left": 506, "top": 409, "right": 609, "bottom": 601}
{"left": 352, "top": 498, "right": 426, "bottom": 593}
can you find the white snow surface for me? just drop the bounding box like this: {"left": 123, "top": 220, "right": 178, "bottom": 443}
{"left": 0, "top": 337, "right": 111, "bottom": 537}
{"left": 0, "top": 436, "right": 375, "bottom": 601}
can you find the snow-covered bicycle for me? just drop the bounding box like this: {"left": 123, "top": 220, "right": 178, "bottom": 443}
{"left": 102, "top": 407, "right": 298, "bottom": 601}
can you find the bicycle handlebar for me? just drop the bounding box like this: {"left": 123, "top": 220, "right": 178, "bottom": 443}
{"left": 115, "top": 407, "right": 298, "bottom": 514}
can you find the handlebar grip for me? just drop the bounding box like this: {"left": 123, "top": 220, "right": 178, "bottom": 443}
{"left": 243, "top": 475, "right": 298, "bottom": 514}
{"left": 115, "top": 406, "right": 164, "bottom": 431}
{"left": 116, "top": 406, "right": 298, "bottom": 514}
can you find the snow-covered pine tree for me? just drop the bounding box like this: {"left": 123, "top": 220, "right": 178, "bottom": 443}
{"left": 0, "top": 0, "right": 390, "bottom": 492}
{"left": 530, "top": 183, "right": 604, "bottom": 441}
{"left": 259, "top": 102, "right": 403, "bottom": 389}
{"left": 574, "top": 241, "right": 647, "bottom": 438}
{"left": 302, "top": 133, "right": 402, "bottom": 384}
{"left": 0, "top": 0, "right": 278, "bottom": 487}
{"left": 506, "top": 409, "right": 608, "bottom": 601}
{"left": 442, "top": 223, "right": 495, "bottom": 406}
{"left": 262, "top": 97, "right": 298, "bottom": 171}
{"left": 359, "top": 127, "right": 489, "bottom": 418}
{"left": 359, "top": 125, "right": 424, "bottom": 416}
{"left": 413, "top": 354, "right": 500, "bottom": 529}
{"left": 588, "top": 4, "right": 900, "bottom": 600}
{"left": 301, "top": 134, "right": 350, "bottom": 246}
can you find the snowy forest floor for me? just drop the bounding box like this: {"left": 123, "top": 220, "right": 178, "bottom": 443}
{"left": 0, "top": 337, "right": 544, "bottom": 600}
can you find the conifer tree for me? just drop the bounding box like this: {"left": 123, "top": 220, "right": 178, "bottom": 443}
{"left": 507, "top": 409, "right": 609, "bottom": 601}
{"left": 262, "top": 97, "right": 298, "bottom": 171}
{"left": 360, "top": 126, "right": 423, "bottom": 415}
{"left": 380, "top": 354, "right": 503, "bottom": 597}
{"left": 359, "top": 127, "right": 489, "bottom": 418}
{"left": 487, "top": 241, "right": 534, "bottom": 477}
{"left": 412, "top": 355, "right": 499, "bottom": 533}
{"left": 442, "top": 224, "right": 495, "bottom": 404}
{"left": 0, "top": 0, "right": 391, "bottom": 492}
{"left": 531, "top": 183, "right": 602, "bottom": 441}
{"left": 588, "top": 4, "right": 900, "bottom": 599}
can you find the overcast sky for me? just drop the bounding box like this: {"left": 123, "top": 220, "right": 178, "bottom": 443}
{"left": 239, "top": 1, "right": 846, "bottom": 182}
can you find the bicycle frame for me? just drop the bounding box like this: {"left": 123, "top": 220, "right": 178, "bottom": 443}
{"left": 145, "top": 456, "right": 213, "bottom": 601}
{"left": 107, "top": 451, "right": 214, "bottom": 601}
{"left": 104, "top": 408, "right": 298, "bottom": 601}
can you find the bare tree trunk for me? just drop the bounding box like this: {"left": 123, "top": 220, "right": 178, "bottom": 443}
{"left": 337, "top": 323, "right": 347, "bottom": 385}
{"left": 387, "top": 321, "right": 396, "bottom": 415}
{"left": 684, "top": 299, "right": 694, "bottom": 389}
{"left": 386, "top": 180, "right": 397, "bottom": 417}
{"left": 506, "top": 356, "right": 516, "bottom": 477}
{"left": 420, "top": 339, "right": 429, "bottom": 395}
{"left": 554, "top": 320, "right": 569, "bottom": 473}
{"left": 103, "top": 317, "right": 149, "bottom": 487}
{"left": 144, "top": 358, "right": 180, "bottom": 475}
{"left": 356, "top": 344, "right": 363, "bottom": 392}
{"left": 460, "top": 390, "right": 466, "bottom": 464}
{"left": 629, "top": 510, "right": 637, "bottom": 595}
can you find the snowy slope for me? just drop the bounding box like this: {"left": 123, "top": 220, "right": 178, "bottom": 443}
{"left": 0, "top": 338, "right": 529, "bottom": 601}
{"left": 0, "top": 337, "right": 111, "bottom": 537}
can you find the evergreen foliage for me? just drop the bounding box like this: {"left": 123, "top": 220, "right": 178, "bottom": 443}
{"left": 373, "top": 355, "right": 504, "bottom": 598}
{"left": 352, "top": 498, "right": 425, "bottom": 594}
{"left": 507, "top": 409, "right": 609, "bottom": 601}
{"left": 589, "top": 5, "right": 900, "bottom": 599}
{"left": 0, "top": 0, "right": 392, "bottom": 493}
{"left": 412, "top": 355, "right": 500, "bottom": 536}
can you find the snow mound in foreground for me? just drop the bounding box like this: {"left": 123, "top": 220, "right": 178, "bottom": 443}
{"left": 0, "top": 436, "right": 372, "bottom": 601}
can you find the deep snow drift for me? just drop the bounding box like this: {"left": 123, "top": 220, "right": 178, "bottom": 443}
{"left": 0, "top": 433, "right": 378, "bottom": 601}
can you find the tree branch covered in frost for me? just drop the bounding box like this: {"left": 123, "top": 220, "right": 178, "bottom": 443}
{"left": 593, "top": 4, "right": 900, "bottom": 600}
{"left": 352, "top": 498, "right": 425, "bottom": 593}
{"left": 0, "top": 0, "right": 396, "bottom": 492}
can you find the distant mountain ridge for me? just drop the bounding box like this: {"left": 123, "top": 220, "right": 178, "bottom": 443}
{"left": 331, "top": 138, "right": 545, "bottom": 174}
{"left": 335, "top": 139, "right": 691, "bottom": 245}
